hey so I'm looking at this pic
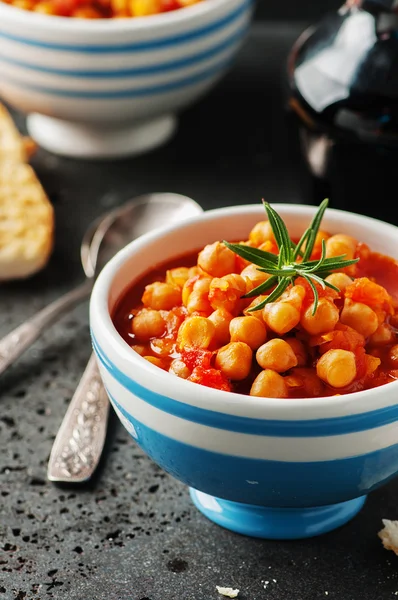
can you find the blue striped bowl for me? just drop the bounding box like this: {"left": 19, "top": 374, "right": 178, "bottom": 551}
{"left": 89, "top": 204, "right": 398, "bottom": 539}
{"left": 0, "top": 0, "right": 252, "bottom": 158}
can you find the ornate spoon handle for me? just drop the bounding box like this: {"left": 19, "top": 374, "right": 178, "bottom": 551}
{"left": 0, "top": 279, "right": 93, "bottom": 377}
{"left": 47, "top": 354, "right": 110, "bottom": 483}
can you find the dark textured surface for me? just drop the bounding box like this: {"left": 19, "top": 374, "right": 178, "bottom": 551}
{"left": 1, "top": 21, "right": 398, "bottom": 600}
{"left": 255, "top": 0, "right": 341, "bottom": 22}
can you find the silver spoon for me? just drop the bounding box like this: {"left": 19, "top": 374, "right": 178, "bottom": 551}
{"left": 0, "top": 193, "right": 203, "bottom": 377}
{"left": 45, "top": 193, "right": 203, "bottom": 483}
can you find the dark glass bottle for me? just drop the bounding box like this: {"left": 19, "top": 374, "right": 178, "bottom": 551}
{"left": 286, "top": 0, "right": 398, "bottom": 225}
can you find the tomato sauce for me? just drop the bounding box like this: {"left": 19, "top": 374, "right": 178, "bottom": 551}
{"left": 112, "top": 243, "right": 398, "bottom": 398}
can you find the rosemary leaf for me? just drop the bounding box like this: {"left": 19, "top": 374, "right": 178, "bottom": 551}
{"left": 247, "top": 278, "right": 291, "bottom": 311}
{"left": 225, "top": 199, "right": 360, "bottom": 314}
{"left": 223, "top": 241, "right": 278, "bottom": 266}
{"left": 302, "top": 199, "right": 329, "bottom": 261}
{"left": 243, "top": 275, "right": 278, "bottom": 298}
{"left": 263, "top": 202, "right": 292, "bottom": 259}
{"left": 303, "top": 275, "right": 319, "bottom": 315}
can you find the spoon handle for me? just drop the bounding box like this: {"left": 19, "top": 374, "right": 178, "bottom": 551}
{"left": 47, "top": 354, "right": 110, "bottom": 483}
{"left": 0, "top": 279, "right": 93, "bottom": 377}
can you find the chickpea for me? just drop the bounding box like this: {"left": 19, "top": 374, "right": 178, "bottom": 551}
{"left": 286, "top": 367, "right": 325, "bottom": 397}
{"left": 130, "top": 0, "right": 162, "bottom": 16}
{"left": 249, "top": 220, "right": 275, "bottom": 246}
{"left": 241, "top": 264, "right": 270, "bottom": 291}
{"left": 150, "top": 337, "right": 175, "bottom": 357}
{"left": 197, "top": 241, "right": 236, "bottom": 277}
{"left": 313, "top": 230, "right": 330, "bottom": 251}
{"left": 365, "top": 353, "right": 381, "bottom": 375}
{"left": 300, "top": 298, "right": 339, "bottom": 335}
{"left": 182, "top": 276, "right": 212, "bottom": 314}
{"left": 279, "top": 285, "right": 306, "bottom": 310}
{"left": 209, "top": 274, "right": 246, "bottom": 314}
{"left": 187, "top": 290, "right": 212, "bottom": 316}
{"left": 389, "top": 345, "right": 398, "bottom": 368}
{"left": 190, "top": 276, "right": 212, "bottom": 295}
{"left": 258, "top": 240, "right": 278, "bottom": 254}
{"left": 256, "top": 339, "right": 298, "bottom": 372}
{"left": 263, "top": 301, "right": 301, "bottom": 335}
{"left": 177, "top": 316, "right": 215, "bottom": 349}
{"left": 188, "top": 266, "right": 201, "bottom": 277}
{"left": 229, "top": 316, "right": 267, "bottom": 350}
{"left": 132, "top": 308, "right": 166, "bottom": 341}
{"left": 143, "top": 356, "right": 166, "bottom": 368}
{"left": 234, "top": 240, "right": 255, "bottom": 271}
{"left": 316, "top": 349, "right": 357, "bottom": 388}
{"left": 325, "top": 272, "right": 353, "bottom": 294}
{"left": 250, "top": 369, "right": 288, "bottom": 398}
{"left": 111, "top": 0, "right": 129, "bottom": 12}
{"left": 14, "top": 0, "right": 34, "bottom": 8}
{"left": 169, "top": 359, "right": 191, "bottom": 379}
{"left": 208, "top": 309, "right": 234, "bottom": 346}
{"left": 182, "top": 277, "right": 197, "bottom": 306}
{"left": 369, "top": 324, "right": 394, "bottom": 346}
{"left": 244, "top": 295, "right": 268, "bottom": 320}
{"left": 340, "top": 299, "right": 378, "bottom": 338}
{"left": 284, "top": 337, "right": 308, "bottom": 366}
{"left": 33, "top": 1, "right": 56, "bottom": 12}
{"left": 166, "top": 267, "right": 190, "bottom": 289}
{"left": 325, "top": 234, "right": 357, "bottom": 261}
{"left": 142, "top": 281, "right": 181, "bottom": 311}
{"left": 215, "top": 342, "right": 252, "bottom": 380}
{"left": 131, "top": 344, "right": 146, "bottom": 356}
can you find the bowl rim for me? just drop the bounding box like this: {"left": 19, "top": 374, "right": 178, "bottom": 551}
{"left": 0, "top": 0, "right": 240, "bottom": 32}
{"left": 90, "top": 202, "right": 398, "bottom": 413}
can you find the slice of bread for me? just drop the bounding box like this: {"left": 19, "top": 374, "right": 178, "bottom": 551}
{"left": 0, "top": 104, "right": 54, "bottom": 281}
{"left": 0, "top": 103, "right": 33, "bottom": 163}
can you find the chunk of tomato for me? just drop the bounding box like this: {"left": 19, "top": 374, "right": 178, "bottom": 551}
{"left": 188, "top": 367, "right": 231, "bottom": 392}
{"left": 180, "top": 347, "right": 212, "bottom": 370}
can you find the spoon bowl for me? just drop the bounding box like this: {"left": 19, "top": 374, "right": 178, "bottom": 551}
{"left": 0, "top": 192, "right": 202, "bottom": 377}
{"left": 84, "top": 193, "right": 203, "bottom": 278}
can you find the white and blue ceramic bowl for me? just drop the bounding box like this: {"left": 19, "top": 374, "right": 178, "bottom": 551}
{"left": 0, "top": 0, "right": 252, "bottom": 158}
{"left": 90, "top": 204, "right": 398, "bottom": 539}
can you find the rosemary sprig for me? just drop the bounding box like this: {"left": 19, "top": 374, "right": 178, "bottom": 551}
{"left": 223, "top": 199, "right": 359, "bottom": 315}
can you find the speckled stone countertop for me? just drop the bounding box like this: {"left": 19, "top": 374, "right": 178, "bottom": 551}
{"left": 1, "top": 22, "right": 398, "bottom": 600}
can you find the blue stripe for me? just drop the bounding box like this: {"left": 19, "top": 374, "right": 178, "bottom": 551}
{"left": 104, "top": 389, "right": 398, "bottom": 508}
{"left": 0, "top": 26, "right": 246, "bottom": 78}
{"left": 0, "top": 57, "right": 231, "bottom": 98}
{"left": 0, "top": 1, "right": 251, "bottom": 53}
{"left": 91, "top": 334, "right": 398, "bottom": 437}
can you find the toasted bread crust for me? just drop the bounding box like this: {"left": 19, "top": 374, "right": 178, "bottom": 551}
{"left": 0, "top": 104, "right": 54, "bottom": 280}
{"left": 0, "top": 103, "right": 28, "bottom": 163}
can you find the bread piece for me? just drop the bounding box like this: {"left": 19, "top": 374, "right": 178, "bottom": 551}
{"left": 216, "top": 587, "right": 240, "bottom": 598}
{"left": 0, "top": 103, "right": 37, "bottom": 163}
{"left": 378, "top": 519, "right": 398, "bottom": 555}
{"left": 0, "top": 161, "right": 54, "bottom": 280}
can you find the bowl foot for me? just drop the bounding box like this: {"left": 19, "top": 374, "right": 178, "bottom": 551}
{"left": 26, "top": 113, "right": 177, "bottom": 159}
{"left": 189, "top": 488, "right": 366, "bottom": 539}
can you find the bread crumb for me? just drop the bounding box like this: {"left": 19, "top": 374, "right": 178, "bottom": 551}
{"left": 216, "top": 586, "right": 239, "bottom": 598}
{"left": 379, "top": 519, "right": 398, "bottom": 555}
